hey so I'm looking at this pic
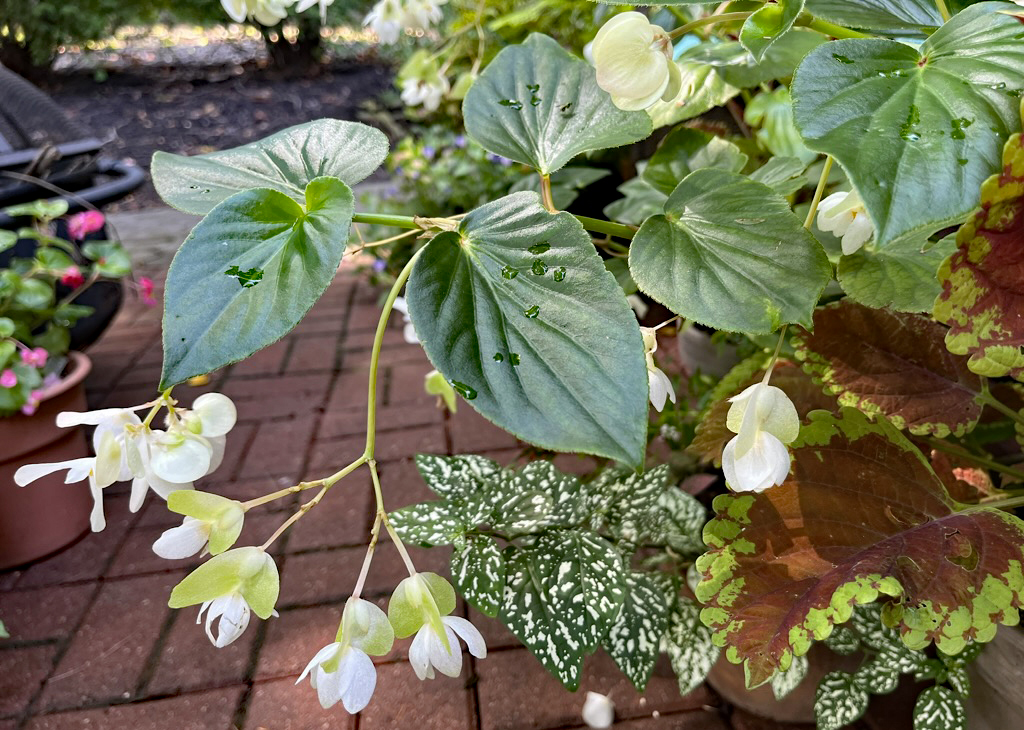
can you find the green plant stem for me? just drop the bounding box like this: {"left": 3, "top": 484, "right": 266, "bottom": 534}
{"left": 540, "top": 174, "right": 556, "bottom": 213}
{"left": 669, "top": 11, "right": 754, "bottom": 39}
{"left": 798, "top": 17, "right": 872, "bottom": 39}
{"left": 977, "top": 387, "right": 1024, "bottom": 429}
{"left": 975, "top": 494, "right": 1024, "bottom": 512}
{"left": 935, "top": 0, "right": 952, "bottom": 22}
{"left": 927, "top": 438, "right": 1024, "bottom": 482}
{"left": 351, "top": 511, "right": 383, "bottom": 601}
{"left": 261, "top": 484, "right": 328, "bottom": 549}
{"left": 369, "top": 459, "right": 418, "bottom": 577}
{"left": 352, "top": 212, "right": 423, "bottom": 230}
{"left": 364, "top": 246, "right": 427, "bottom": 459}
{"left": 574, "top": 215, "right": 637, "bottom": 240}
{"left": 804, "top": 156, "right": 834, "bottom": 229}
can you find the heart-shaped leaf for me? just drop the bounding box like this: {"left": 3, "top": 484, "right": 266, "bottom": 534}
{"left": 463, "top": 33, "right": 652, "bottom": 175}
{"left": 684, "top": 31, "right": 826, "bottom": 91}
{"left": 152, "top": 119, "right": 387, "bottom": 215}
{"left": 838, "top": 233, "right": 956, "bottom": 313}
{"left": 804, "top": 0, "right": 942, "bottom": 33}
{"left": 934, "top": 108, "right": 1024, "bottom": 380}
{"left": 647, "top": 62, "right": 741, "bottom": 129}
{"left": 740, "top": 0, "right": 806, "bottom": 63}
{"left": 643, "top": 128, "right": 747, "bottom": 196}
{"left": 792, "top": 3, "right": 1024, "bottom": 246}
{"left": 160, "top": 177, "right": 353, "bottom": 388}
{"left": 795, "top": 300, "right": 984, "bottom": 437}
{"left": 407, "top": 191, "right": 648, "bottom": 468}
{"left": 628, "top": 168, "right": 831, "bottom": 334}
{"left": 696, "top": 408, "right": 1024, "bottom": 688}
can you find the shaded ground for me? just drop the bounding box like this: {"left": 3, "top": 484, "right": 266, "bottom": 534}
{"left": 43, "top": 36, "right": 392, "bottom": 210}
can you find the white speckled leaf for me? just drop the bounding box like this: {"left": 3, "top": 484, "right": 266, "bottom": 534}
{"left": 661, "top": 596, "right": 719, "bottom": 695}
{"left": 604, "top": 572, "right": 671, "bottom": 691}
{"left": 585, "top": 465, "right": 672, "bottom": 527}
{"left": 415, "top": 454, "right": 502, "bottom": 500}
{"left": 503, "top": 461, "right": 586, "bottom": 526}
{"left": 452, "top": 535, "right": 506, "bottom": 618}
{"left": 389, "top": 501, "right": 468, "bottom": 547}
{"left": 913, "top": 687, "right": 966, "bottom": 730}
{"left": 853, "top": 659, "right": 900, "bottom": 695}
{"left": 771, "top": 654, "right": 809, "bottom": 700}
{"left": 814, "top": 672, "right": 869, "bottom": 730}
{"left": 500, "top": 530, "right": 626, "bottom": 689}
{"left": 653, "top": 489, "right": 707, "bottom": 555}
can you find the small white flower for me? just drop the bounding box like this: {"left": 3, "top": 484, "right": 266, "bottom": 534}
{"left": 582, "top": 691, "right": 615, "bottom": 728}
{"left": 817, "top": 189, "right": 874, "bottom": 256}
{"left": 364, "top": 0, "right": 405, "bottom": 43}
{"left": 400, "top": 76, "right": 449, "bottom": 112}
{"left": 198, "top": 593, "right": 253, "bottom": 647}
{"left": 641, "top": 327, "right": 676, "bottom": 413}
{"left": 221, "top": 0, "right": 295, "bottom": 25}
{"left": 721, "top": 383, "right": 799, "bottom": 493}
{"left": 591, "top": 12, "right": 682, "bottom": 111}
{"left": 294, "top": 0, "right": 334, "bottom": 23}
{"left": 153, "top": 490, "right": 245, "bottom": 559}
{"left": 297, "top": 597, "right": 394, "bottom": 713}
{"left": 408, "top": 615, "right": 486, "bottom": 680}
{"left": 392, "top": 297, "right": 420, "bottom": 344}
{"left": 154, "top": 517, "right": 211, "bottom": 559}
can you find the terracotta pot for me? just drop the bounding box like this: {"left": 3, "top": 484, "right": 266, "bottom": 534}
{"left": 707, "top": 644, "right": 862, "bottom": 724}
{"left": 964, "top": 627, "right": 1024, "bottom": 730}
{"left": 0, "top": 352, "right": 93, "bottom": 570}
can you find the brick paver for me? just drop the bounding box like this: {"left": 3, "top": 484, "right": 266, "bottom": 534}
{"left": 0, "top": 212, "right": 908, "bottom": 729}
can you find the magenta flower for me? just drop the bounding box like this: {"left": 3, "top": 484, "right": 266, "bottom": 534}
{"left": 20, "top": 347, "right": 48, "bottom": 368}
{"left": 139, "top": 277, "right": 157, "bottom": 307}
{"left": 68, "top": 211, "right": 105, "bottom": 240}
{"left": 61, "top": 266, "right": 86, "bottom": 288}
{"left": 1, "top": 369, "right": 18, "bottom": 388}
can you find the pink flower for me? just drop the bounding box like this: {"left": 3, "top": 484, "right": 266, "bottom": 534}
{"left": 67, "top": 211, "right": 105, "bottom": 240}
{"left": 61, "top": 266, "right": 86, "bottom": 288}
{"left": 21, "top": 390, "right": 42, "bottom": 415}
{"left": 139, "top": 277, "right": 157, "bottom": 307}
{"left": 1, "top": 369, "right": 17, "bottom": 388}
{"left": 20, "top": 347, "right": 48, "bottom": 368}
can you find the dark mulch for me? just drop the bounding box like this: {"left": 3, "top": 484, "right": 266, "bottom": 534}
{"left": 45, "top": 59, "right": 393, "bottom": 210}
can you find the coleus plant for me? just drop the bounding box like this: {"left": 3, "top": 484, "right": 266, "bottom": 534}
{"left": 15, "top": 1, "right": 1024, "bottom": 728}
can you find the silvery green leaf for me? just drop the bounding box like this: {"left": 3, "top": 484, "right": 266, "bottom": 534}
{"left": 414, "top": 454, "right": 502, "bottom": 500}
{"left": 452, "top": 535, "right": 506, "bottom": 618}
{"left": 389, "top": 501, "right": 468, "bottom": 547}
{"left": 824, "top": 624, "right": 861, "bottom": 655}
{"left": 815, "top": 671, "right": 869, "bottom": 730}
{"left": 604, "top": 572, "right": 671, "bottom": 691}
{"left": 853, "top": 659, "right": 900, "bottom": 695}
{"left": 772, "top": 653, "right": 809, "bottom": 700}
{"left": 662, "top": 595, "right": 719, "bottom": 695}
{"left": 913, "top": 687, "right": 966, "bottom": 730}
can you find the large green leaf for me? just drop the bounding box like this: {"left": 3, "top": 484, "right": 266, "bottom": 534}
{"left": 501, "top": 530, "right": 626, "bottom": 689}
{"left": 152, "top": 119, "right": 387, "bottom": 215}
{"left": 628, "top": 168, "right": 831, "bottom": 334}
{"left": 805, "top": 0, "right": 942, "bottom": 33}
{"left": 740, "top": 0, "right": 806, "bottom": 63}
{"left": 792, "top": 3, "right": 1024, "bottom": 246}
{"left": 647, "top": 62, "right": 740, "bottom": 129}
{"left": 685, "top": 31, "right": 826, "bottom": 91}
{"left": 838, "top": 234, "right": 956, "bottom": 313}
{"left": 407, "top": 192, "right": 648, "bottom": 467}
{"left": 160, "top": 177, "right": 353, "bottom": 387}
{"left": 643, "top": 128, "right": 747, "bottom": 197}
{"left": 463, "top": 33, "right": 652, "bottom": 175}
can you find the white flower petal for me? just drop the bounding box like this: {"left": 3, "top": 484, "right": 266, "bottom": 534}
{"left": 192, "top": 393, "right": 237, "bottom": 438}
{"left": 151, "top": 432, "right": 213, "bottom": 483}
{"left": 409, "top": 626, "right": 432, "bottom": 680}
{"left": 724, "top": 431, "right": 791, "bottom": 493}
{"left": 153, "top": 517, "right": 211, "bottom": 559}
{"left": 298, "top": 642, "right": 342, "bottom": 685}
{"left": 444, "top": 616, "right": 487, "bottom": 659}
{"left": 337, "top": 648, "right": 377, "bottom": 714}
{"left": 89, "top": 477, "right": 106, "bottom": 532}
{"left": 204, "top": 593, "right": 250, "bottom": 647}
{"left": 92, "top": 429, "right": 123, "bottom": 489}
{"left": 842, "top": 214, "right": 874, "bottom": 255}
{"left": 14, "top": 457, "right": 93, "bottom": 486}
{"left": 129, "top": 477, "right": 149, "bottom": 513}
{"left": 582, "top": 691, "right": 615, "bottom": 728}
{"left": 57, "top": 407, "right": 141, "bottom": 428}
{"left": 427, "top": 625, "right": 463, "bottom": 678}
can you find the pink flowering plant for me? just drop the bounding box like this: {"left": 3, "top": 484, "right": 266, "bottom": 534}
{"left": 0, "top": 199, "right": 134, "bottom": 415}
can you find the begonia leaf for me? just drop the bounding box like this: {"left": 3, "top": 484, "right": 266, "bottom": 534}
{"left": 796, "top": 300, "right": 984, "bottom": 437}
{"left": 934, "top": 104, "right": 1024, "bottom": 380}
{"left": 695, "top": 408, "right": 1024, "bottom": 688}
{"left": 792, "top": 4, "right": 1024, "bottom": 246}
{"left": 740, "top": 0, "right": 806, "bottom": 63}
{"left": 838, "top": 233, "right": 956, "bottom": 314}
{"left": 804, "top": 0, "right": 942, "bottom": 33}
{"left": 463, "top": 33, "right": 652, "bottom": 175}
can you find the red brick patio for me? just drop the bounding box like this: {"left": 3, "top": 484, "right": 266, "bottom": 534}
{"left": 0, "top": 265, "right": 881, "bottom": 730}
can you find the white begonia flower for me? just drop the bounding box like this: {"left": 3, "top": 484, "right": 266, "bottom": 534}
{"left": 297, "top": 597, "right": 395, "bottom": 713}
{"left": 722, "top": 382, "right": 799, "bottom": 493}
{"left": 388, "top": 572, "right": 486, "bottom": 680}
{"left": 294, "top": 0, "right": 334, "bottom": 23}
{"left": 582, "top": 692, "right": 615, "bottom": 728}
{"left": 591, "top": 12, "right": 683, "bottom": 111}
{"left": 817, "top": 189, "right": 874, "bottom": 256}
{"left": 169, "top": 546, "right": 280, "bottom": 647}
{"left": 641, "top": 327, "right": 676, "bottom": 413}
{"left": 153, "top": 490, "right": 245, "bottom": 559}
{"left": 364, "top": 0, "right": 405, "bottom": 43}
{"left": 400, "top": 76, "right": 450, "bottom": 112}
{"left": 392, "top": 297, "right": 420, "bottom": 343}
{"left": 221, "top": 0, "right": 294, "bottom": 25}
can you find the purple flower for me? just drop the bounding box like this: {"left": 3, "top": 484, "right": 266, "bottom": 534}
{"left": 422, "top": 145, "right": 436, "bottom": 160}
{"left": 453, "top": 134, "right": 467, "bottom": 149}
{"left": 372, "top": 259, "right": 387, "bottom": 272}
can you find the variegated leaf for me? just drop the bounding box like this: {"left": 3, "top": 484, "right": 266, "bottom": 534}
{"left": 452, "top": 535, "right": 506, "bottom": 618}
{"left": 604, "top": 572, "right": 671, "bottom": 691}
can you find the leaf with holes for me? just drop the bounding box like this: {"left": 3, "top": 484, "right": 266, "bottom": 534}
{"left": 500, "top": 530, "right": 626, "bottom": 689}
{"left": 629, "top": 168, "right": 831, "bottom": 334}
{"left": 914, "top": 687, "right": 967, "bottom": 730}
{"left": 695, "top": 408, "right": 1024, "bottom": 688}
{"left": 934, "top": 104, "right": 1024, "bottom": 381}
{"left": 152, "top": 120, "right": 387, "bottom": 215}
{"left": 452, "top": 535, "right": 506, "bottom": 618}
{"left": 815, "top": 672, "right": 870, "bottom": 730}
{"left": 838, "top": 233, "right": 956, "bottom": 313}
{"left": 740, "top": 0, "right": 806, "bottom": 63}
{"left": 604, "top": 572, "right": 671, "bottom": 691}
{"left": 662, "top": 595, "right": 720, "bottom": 696}
{"left": 463, "top": 33, "right": 651, "bottom": 175}
{"left": 795, "top": 300, "right": 983, "bottom": 437}
{"left": 160, "top": 177, "right": 353, "bottom": 388}
{"left": 771, "top": 654, "right": 809, "bottom": 700}
{"left": 408, "top": 192, "right": 648, "bottom": 468}
{"left": 792, "top": 4, "right": 1024, "bottom": 246}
